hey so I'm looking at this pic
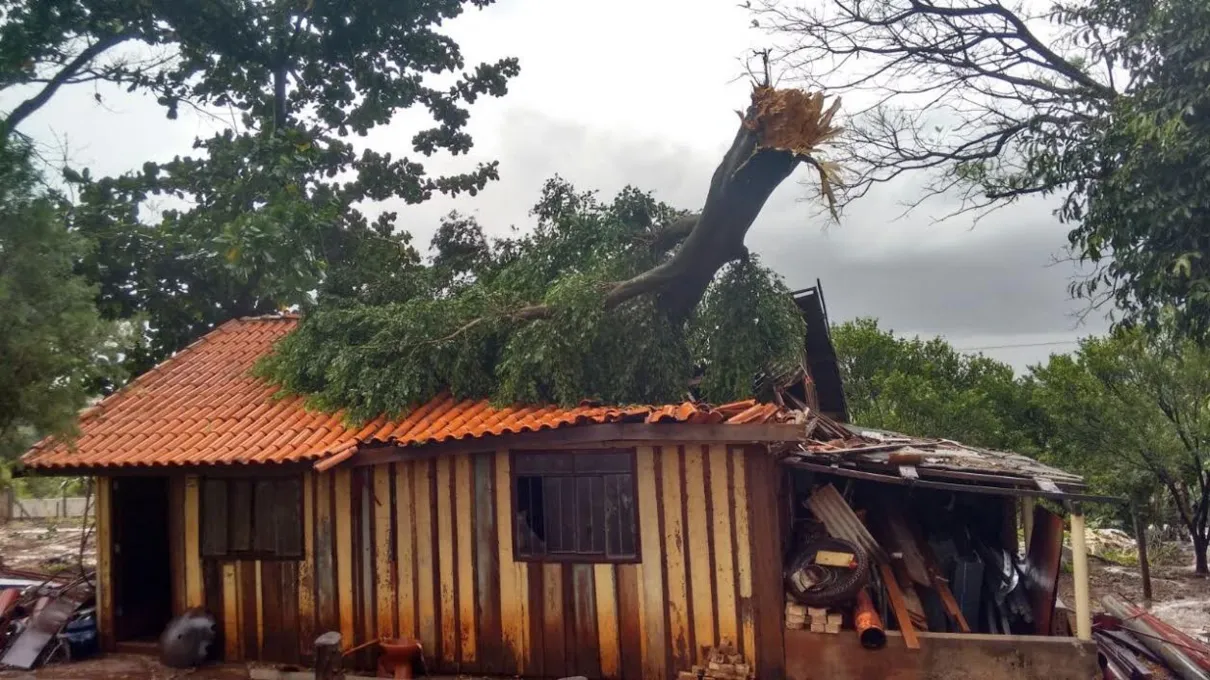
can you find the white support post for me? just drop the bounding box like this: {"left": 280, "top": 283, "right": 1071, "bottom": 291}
{"left": 1071, "top": 505, "right": 1092, "bottom": 641}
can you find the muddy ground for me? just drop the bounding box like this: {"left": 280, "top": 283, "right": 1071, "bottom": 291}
{"left": 0, "top": 519, "right": 94, "bottom": 575}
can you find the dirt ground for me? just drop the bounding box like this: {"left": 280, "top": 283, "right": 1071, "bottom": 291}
{"left": 1058, "top": 541, "right": 1210, "bottom": 640}
{"left": 0, "top": 519, "right": 94, "bottom": 575}
{"left": 0, "top": 655, "right": 251, "bottom": 679}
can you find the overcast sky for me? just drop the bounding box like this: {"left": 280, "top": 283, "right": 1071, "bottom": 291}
{"left": 10, "top": 0, "right": 1109, "bottom": 371}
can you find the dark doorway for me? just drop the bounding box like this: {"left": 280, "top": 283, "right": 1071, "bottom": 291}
{"left": 110, "top": 476, "right": 172, "bottom": 642}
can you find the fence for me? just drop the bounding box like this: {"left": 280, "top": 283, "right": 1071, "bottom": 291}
{"left": 0, "top": 489, "right": 91, "bottom": 522}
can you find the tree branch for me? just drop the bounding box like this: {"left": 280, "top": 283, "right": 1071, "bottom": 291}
{"left": 4, "top": 34, "right": 131, "bottom": 133}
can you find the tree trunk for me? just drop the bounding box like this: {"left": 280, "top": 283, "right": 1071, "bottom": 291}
{"left": 1194, "top": 534, "right": 1209, "bottom": 575}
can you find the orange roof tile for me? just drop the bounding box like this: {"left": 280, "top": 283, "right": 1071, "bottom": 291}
{"left": 22, "top": 316, "right": 791, "bottom": 470}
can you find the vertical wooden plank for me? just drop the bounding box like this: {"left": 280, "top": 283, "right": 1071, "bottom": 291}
{"left": 356, "top": 469, "right": 374, "bottom": 670}
{"left": 315, "top": 471, "right": 338, "bottom": 638}
{"left": 414, "top": 459, "right": 438, "bottom": 661}
{"left": 573, "top": 564, "right": 602, "bottom": 678}
{"left": 474, "top": 453, "right": 502, "bottom": 674}
{"left": 542, "top": 563, "right": 565, "bottom": 675}
{"left": 708, "top": 446, "right": 738, "bottom": 649}
{"left": 167, "top": 477, "right": 187, "bottom": 616}
{"left": 616, "top": 564, "right": 643, "bottom": 680}
{"left": 746, "top": 451, "right": 786, "bottom": 680}
{"left": 732, "top": 448, "right": 756, "bottom": 663}
{"left": 254, "top": 561, "right": 265, "bottom": 658}
{"left": 436, "top": 455, "right": 457, "bottom": 666}
{"left": 203, "top": 560, "right": 225, "bottom": 659}
{"left": 527, "top": 563, "right": 545, "bottom": 678}
{"left": 261, "top": 560, "right": 284, "bottom": 662}
{"left": 241, "top": 561, "right": 258, "bottom": 661}
{"left": 684, "top": 446, "right": 716, "bottom": 661}
{"left": 184, "top": 475, "right": 203, "bottom": 609}
{"left": 94, "top": 477, "right": 114, "bottom": 651}
{"left": 396, "top": 461, "right": 417, "bottom": 640}
{"left": 298, "top": 471, "right": 316, "bottom": 661}
{"left": 662, "top": 447, "right": 692, "bottom": 671}
{"left": 494, "top": 450, "right": 528, "bottom": 674}
{"left": 455, "top": 454, "right": 477, "bottom": 667}
{"left": 374, "top": 465, "right": 396, "bottom": 638}
{"left": 594, "top": 564, "right": 620, "bottom": 679}
{"left": 334, "top": 468, "right": 355, "bottom": 650}
{"left": 636, "top": 446, "right": 667, "bottom": 680}
{"left": 279, "top": 561, "right": 301, "bottom": 664}
{"left": 223, "top": 562, "right": 241, "bottom": 660}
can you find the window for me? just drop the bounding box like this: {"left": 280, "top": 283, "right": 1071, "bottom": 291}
{"left": 200, "top": 477, "right": 302, "bottom": 559}
{"left": 513, "top": 450, "right": 639, "bottom": 562}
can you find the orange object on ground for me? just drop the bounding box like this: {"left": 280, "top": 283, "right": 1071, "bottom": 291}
{"left": 377, "top": 638, "right": 424, "bottom": 679}
{"left": 854, "top": 589, "right": 887, "bottom": 650}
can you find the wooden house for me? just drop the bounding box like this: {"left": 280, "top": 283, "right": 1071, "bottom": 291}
{"left": 21, "top": 314, "right": 795, "bottom": 679}
{"left": 21, "top": 308, "right": 1104, "bottom": 679}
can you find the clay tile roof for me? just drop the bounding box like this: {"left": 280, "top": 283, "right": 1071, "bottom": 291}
{"left": 22, "top": 316, "right": 791, "bottom": 470}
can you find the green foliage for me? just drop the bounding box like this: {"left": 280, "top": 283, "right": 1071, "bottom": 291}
{"left": 690, "top": 258, "right": 805, "bottom": 403}
{"left": 762, "top": 0, "right": 1210, "bottom": 340}
{"left": 830, "top": 318, "right": 1034, "bottom": 452}
{"left": 259, "top": 178, "right": 808, "bottom": 420}
{"left": 54, "top": 0, "right": 519, "bottom": 377}
{"left": 0, "top": 142, "right": 129, "bottom": 464}
{"left": 1029, "top": 323, "right": 1210, "bottom": 570}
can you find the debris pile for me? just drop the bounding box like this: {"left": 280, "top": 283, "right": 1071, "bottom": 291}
{"left": 783, "top": 479, "right": 1067, "bottom": 650}
{"left": 1095, "top": 594, "right": 1210, "bottom": 679}
{"left": 0, "top": 568, "right": 96, "bottom": 670}
{"left": 679, "top": 644, "right": 751, "bottom": 680}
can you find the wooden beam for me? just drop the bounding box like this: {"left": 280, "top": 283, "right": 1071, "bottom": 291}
{"left": 347, "top": 423, "right": 804, "bottom": 467}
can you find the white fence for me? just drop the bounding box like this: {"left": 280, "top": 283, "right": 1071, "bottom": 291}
{"left": 0, "top": 489, "right": 91, "bottom": 521}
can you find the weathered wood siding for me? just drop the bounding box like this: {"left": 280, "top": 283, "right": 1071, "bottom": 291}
{"left": 159, "top": 444, "right": 783, "bottom": 678}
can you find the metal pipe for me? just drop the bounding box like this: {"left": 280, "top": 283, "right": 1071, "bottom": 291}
{"left": 1103, "top": 594, "right": 1210, "bottom": 680}
{"left": 854, "top": 589, "right": 886, "bottom": 649}
{"left": 1070, "top": 507, "right": 1092, "bottom": 641}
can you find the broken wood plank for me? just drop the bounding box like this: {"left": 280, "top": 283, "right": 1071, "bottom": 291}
{"left": 878, "top": 563, "right": 920, "bottom": 650}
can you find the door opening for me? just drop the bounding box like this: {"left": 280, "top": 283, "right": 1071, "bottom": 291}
{"left": 111, "top": 476, "right": 172, "bottom": 643}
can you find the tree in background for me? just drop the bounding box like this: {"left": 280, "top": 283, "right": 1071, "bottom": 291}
{"left": 62, "top": 0, "right": 520, "bottom": 377}
{"left": 755, "top": 0, "right": 1210, "bottom": 339}
{"left": 0, "top": 142, "right": 127, "bottom": 464}
{"left": 830, "top": 318, "right": 1033, "bottom": 452}
{"left": 1030, "top": 327, "right": 1210, "bottom": 573}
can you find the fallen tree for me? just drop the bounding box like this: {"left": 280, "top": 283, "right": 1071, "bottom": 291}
{"left": 261, "top": 84, "right": 843, "bottom": 419}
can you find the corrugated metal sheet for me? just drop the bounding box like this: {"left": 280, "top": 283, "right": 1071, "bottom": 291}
{"left": 805, "top": 483, "right": 889, "bottom": 563}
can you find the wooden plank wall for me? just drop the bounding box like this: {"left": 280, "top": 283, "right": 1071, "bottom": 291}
{"left": 167, "top": 445, "right": 783, "bottom": 679}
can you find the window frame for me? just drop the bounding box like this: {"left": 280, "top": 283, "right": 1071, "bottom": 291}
{"left": 199, "top": 474, "right": 305, "bottom": 561}
{"left": 509, "top": 448, "right": 642, "bottom": 565}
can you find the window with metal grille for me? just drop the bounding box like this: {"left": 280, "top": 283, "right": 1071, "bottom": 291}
{"left": 200, "top": 477, "right": 303, "bottom": 560}
{"left": 512, "top": 450, "right": 639, "bottom": 563}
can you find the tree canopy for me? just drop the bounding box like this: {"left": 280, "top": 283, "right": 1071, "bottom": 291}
{"left": 830, "top": 318, "right": 1034, "bottom": 452}
{"left": 0, "top": 142, "right": 127, "bottom": 463}
{"left": 756, "top": 0, "right": 1210, "bottom": 339}
{"left": 39, "top": 0, "right": 521, "bottom": 376}
{"left": 259, "top": 176, "right": 810, "bottom": 421}
{"left": 1030, "top": 325, "right": 1210, "bottom": 572}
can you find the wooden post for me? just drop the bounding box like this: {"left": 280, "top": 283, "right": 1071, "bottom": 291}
{"left": 1022, "top": 497, "right": 1035, "bottom": 552}
{"left": 315, "top": 631, "right": 343, "bottom": 680}
{"left": 1069, "top": 505, "right": 1092, "bottom": 641}
{"left": 1132, "top": 503, "right": 1153, "bottom": 603}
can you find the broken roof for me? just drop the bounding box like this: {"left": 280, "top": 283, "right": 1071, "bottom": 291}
{"left": 21, "top": 315, "right": 796, "bottom": 471}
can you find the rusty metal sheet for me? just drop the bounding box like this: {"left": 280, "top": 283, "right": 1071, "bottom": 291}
{"left": 1023, "top": 504, "right": 1064, "bottom": 636}
{"left": 1, "top": 596, "right": 80, "bottom": 668}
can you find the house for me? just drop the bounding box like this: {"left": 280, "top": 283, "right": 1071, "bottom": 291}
{"left": 21, "top": 312, "right": 1105, "bottom": 679}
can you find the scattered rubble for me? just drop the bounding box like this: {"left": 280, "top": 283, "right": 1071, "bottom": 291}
{"left": 0, "top": 568, "right": 96, "bottom": 670}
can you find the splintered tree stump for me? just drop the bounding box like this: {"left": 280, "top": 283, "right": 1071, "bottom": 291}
{"left": 314, "top": 631, "right": 343, "bottom": 679}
